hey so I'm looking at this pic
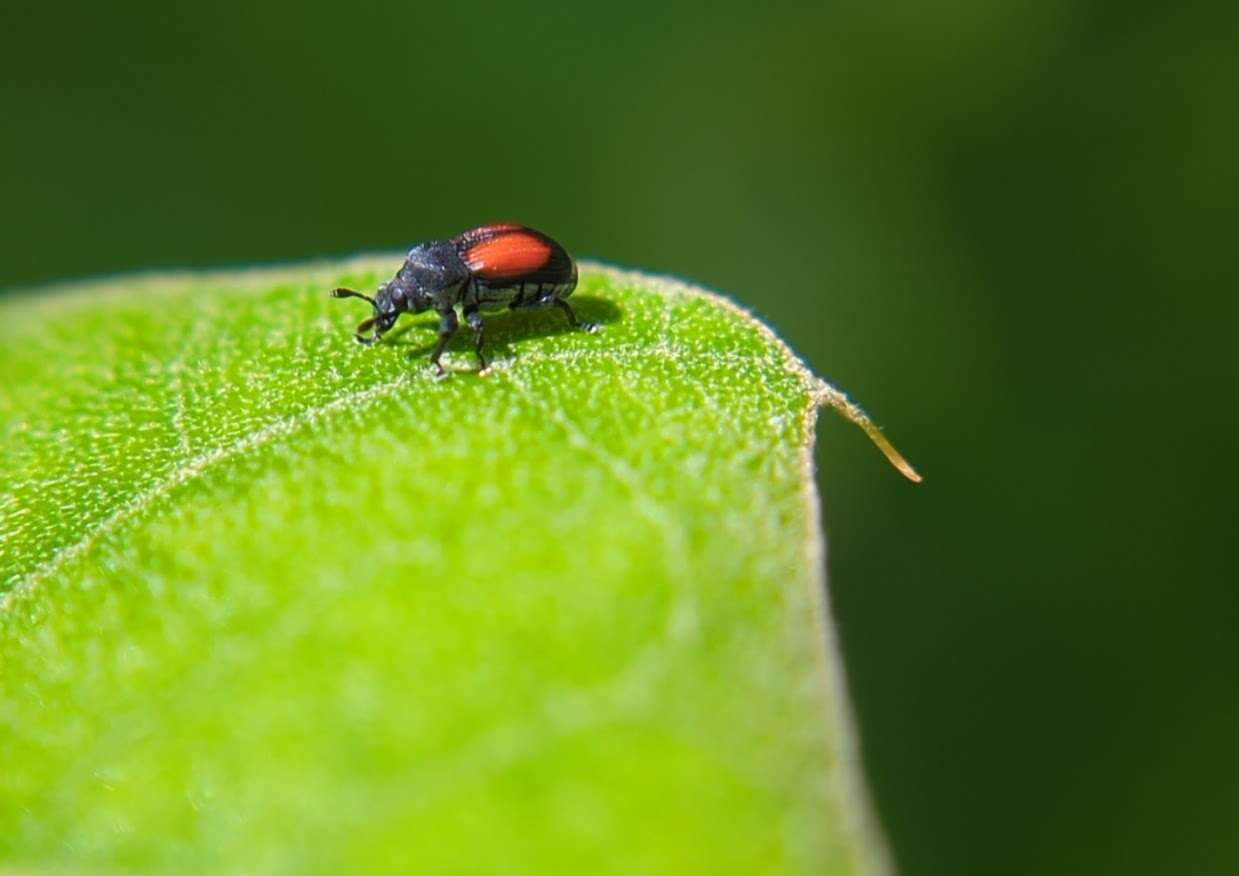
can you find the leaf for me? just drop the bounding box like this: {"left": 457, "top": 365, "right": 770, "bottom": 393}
{"left": 0, "top": 258, "right": 910, "bottom": 874}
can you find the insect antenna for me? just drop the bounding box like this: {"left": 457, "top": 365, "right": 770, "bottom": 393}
{"left": 331, "top": 287, "right": 377, "bottom": 306}
{"left": 353, "top": 316, "right": 381, "bottom": 344}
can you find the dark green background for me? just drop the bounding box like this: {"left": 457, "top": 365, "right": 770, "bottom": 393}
{"left": 4, "top": 1, "right": 1236, "bottom": 873}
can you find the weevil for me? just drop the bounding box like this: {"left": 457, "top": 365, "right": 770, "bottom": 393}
{"left": 331, "top": 224, "right": 594, "bottom": 374}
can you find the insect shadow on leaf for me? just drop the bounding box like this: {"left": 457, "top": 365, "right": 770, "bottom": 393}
{"left": 385, "top": 295, "right": 622, "bottom": 363}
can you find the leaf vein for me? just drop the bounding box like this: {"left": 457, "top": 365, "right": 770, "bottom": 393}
{"left": 1, "top": 373, "right": 413, "bottom": 612}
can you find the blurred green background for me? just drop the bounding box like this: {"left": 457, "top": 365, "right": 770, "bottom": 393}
{"left": 3, "top": 1, "right": 1236, "bottom": 873}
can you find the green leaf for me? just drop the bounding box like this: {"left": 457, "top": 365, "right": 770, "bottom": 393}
{"left": 0, "top": 259, "right": 912, "bottom": 875}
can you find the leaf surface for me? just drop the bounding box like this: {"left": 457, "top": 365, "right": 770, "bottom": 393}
{"left": 0, "top": 259, "right": 889, "bottom": 875}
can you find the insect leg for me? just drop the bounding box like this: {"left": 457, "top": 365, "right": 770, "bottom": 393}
{"left": 554, "top": 298, "right": 599, "bottom": 334}
{"left": 429, "top": 308, "right": 459, "bottom": 375}
{"left": 464, "top": 306, "right": 488, "bottom": 371}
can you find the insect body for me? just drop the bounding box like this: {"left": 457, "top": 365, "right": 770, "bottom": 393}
{"left": 331, "top": 224, "right": 594, "bottom": 374}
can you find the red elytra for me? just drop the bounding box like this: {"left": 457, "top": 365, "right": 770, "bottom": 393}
{"left": 457, "top": 225, "right": 561, "bottom": 284}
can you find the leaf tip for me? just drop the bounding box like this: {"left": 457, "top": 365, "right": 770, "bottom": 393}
{"left": 814, "top": 381, "right": 923, "bottom": 483}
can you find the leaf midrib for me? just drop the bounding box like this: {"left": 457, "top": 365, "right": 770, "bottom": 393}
{"left": 1, "top": 339, "right": 782, "bottom": 611}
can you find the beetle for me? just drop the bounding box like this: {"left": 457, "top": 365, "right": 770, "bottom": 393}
{"left": 331, "top": 224, "right": 595, "bottom": 374}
